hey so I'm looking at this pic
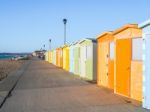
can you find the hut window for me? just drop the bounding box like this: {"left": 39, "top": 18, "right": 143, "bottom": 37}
{"left": 110, "top": 42, "right": 114, "bottom": 59}
{"left": 132, "top": 38, "right": 143, "bottom": 61}
{"left": 86, "top": 46, "right": 92, "bottom": 59}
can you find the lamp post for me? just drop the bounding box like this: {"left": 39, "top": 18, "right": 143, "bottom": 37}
{"left": 63, "top": 18, "right": 67, "bottom": 45}
{"left": 49, "top": 39, "right": 51, "bottom": 50}
{"left": 43, "top": 44, "right": 45, "bottom": 50}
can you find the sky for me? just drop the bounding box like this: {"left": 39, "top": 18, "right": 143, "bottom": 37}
{"left": 0, "top": 0, "right": 150, "bottom": 53}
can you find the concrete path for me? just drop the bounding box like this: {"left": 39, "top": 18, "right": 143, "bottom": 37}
{"left": 0, "top": 58, "right": 149, "bottom": 112}
{"left": 0, "top": 60, "right": 30, "bottom": 108}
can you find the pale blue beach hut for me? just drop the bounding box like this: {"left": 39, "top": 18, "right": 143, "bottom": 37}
{"left": 73, "top": 41, "right": 81, "bottom": 76}
{"left": 139, "top": 19, "right": 150, "bottom": 109}
{"left": 69, "top": 43, "right": 74, "bottom": 73}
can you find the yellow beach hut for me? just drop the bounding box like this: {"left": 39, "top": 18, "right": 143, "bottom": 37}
{"left": 62, "top": 45, "right": 70, "bottom": 71}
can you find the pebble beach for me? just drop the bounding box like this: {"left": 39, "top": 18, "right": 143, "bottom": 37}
{"left": 0, "top": 60, "right": 25, "bottom": 80}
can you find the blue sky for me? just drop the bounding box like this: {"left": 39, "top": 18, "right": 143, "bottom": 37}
{"left": 0, "top": 0, "right": 150, "bottom": 53}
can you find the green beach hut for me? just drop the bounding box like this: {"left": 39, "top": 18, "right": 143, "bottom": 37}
{"left": 79, "top": 38, "right": 97, "bottom": 81}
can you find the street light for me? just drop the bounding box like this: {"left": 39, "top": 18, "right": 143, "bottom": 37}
{"left": 43, "top": 44, "right": 45, "bottom": 50}
{"left": 49, "top": 39, "right": 51, "bottom": 50}
{"left": 63, "top": 18, "right": 67, "bottom": 45}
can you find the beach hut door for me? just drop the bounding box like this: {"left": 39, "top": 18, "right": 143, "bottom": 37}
{"left": 80, "top": 46, "right": 86, "bottom": 77}
{"left": 116, "top": 39, "right": 131, "bottom": 97}
{"left": 100, "top": 42, "right": 109, "bottom": 87}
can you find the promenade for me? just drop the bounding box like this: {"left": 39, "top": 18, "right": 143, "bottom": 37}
{"left": 0, "top": 58, "right": 149, "bottom": 112}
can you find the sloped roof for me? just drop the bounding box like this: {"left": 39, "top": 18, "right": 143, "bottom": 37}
{"left": 79, "top": 38, "right": 97, "bottom": 44}
{"left": 139, "top": 19, "right": 150, "bottom": 28}
{"left": 96, "top": 31, "right": 113, "bottom": 40}
{"left": 113, "top": 24, "right": 138, "bottom": 35}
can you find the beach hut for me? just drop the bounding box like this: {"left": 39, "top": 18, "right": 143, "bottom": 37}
{"left": 45, "top": 51, "right": 49, "bottom": 61}
{"left": 63, "top": 45, "right": 70, "bottom": 71}
{"left": 69, "top": 43, "right": 74, "bottom": 73}
{"left": 48, "top": 50, "right": 51, "bottom": 63}
{"left": 52, "top": 50, "right": 56, "bottom": 65}
{"left": 97, "top": 32, "right": 114, "bottom": 90}
{"left": 60, "top": 48, "right": 63, "bottom": 68}
{"left": 73, "top": 41, "right": 80, "bottom": 75}
{"left": 139, "top": 19, "right": 150, "bottom": 109}
{"left": 54, "top": 50, "right": 56, "bottom": 65}
{"left": 56, "top": 47, "right": 63, "bottom": 67}
{"left": 49, "top": 50, "right": 53, "bottom": 63}
{"left": 79, "top": 38, "right": 97, "bottom": 81}
{"left": 113, "top": 24, "right": 142, "bottom": 101}
{"left": 56, "top": 48, "right": 59, "bottom": 66}
{"left": 50, "top": 50, "right": 53, "bottom": 63}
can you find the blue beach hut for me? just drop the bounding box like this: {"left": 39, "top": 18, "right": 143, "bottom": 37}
{"left": 139, "top": 19, "right": 150, "bottom": 109}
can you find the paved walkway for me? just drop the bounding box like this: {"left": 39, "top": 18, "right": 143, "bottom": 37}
{"left": 0, "top": 58, "right": 149, "bottom": 112}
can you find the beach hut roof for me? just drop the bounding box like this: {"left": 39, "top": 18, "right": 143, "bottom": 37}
{"left": 79, "top": 38, "right": 97, "bottom": 44}
{"left": 139, "top": 19, "right": 150, "bottom": 28}
{"left": 113, "top": 24, "right": 138, "bottom": 35}
{"left": 86, "top": 38, "right": 97, "bottom": 42}
{"left": 62, "top": 44, "right": 69, "bottom": 48}
{"left": 69, "top": 42, "right": 76, "bottom": 47}
{"left": 72, "top": 40, "right": 80, "bottom": 45}
{"left": 96, "top": 31, "right": 113, "bottom": 40}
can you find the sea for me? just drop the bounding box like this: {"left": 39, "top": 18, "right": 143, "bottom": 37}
{"left": 0, "top": 53, "right": 30, "bottom": 60}
{"left": 0, "top": 55, "right": 15, "bottom": 59}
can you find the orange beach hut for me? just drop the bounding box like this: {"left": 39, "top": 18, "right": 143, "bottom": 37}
{"left": 97, "top": 32, "right": 114, "bottom": 90}
{"left": 113, "top": 24, "right": 142, "bottom": 101}
{"left": 56, "top": 47, "right": 63, "bottom": 67}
